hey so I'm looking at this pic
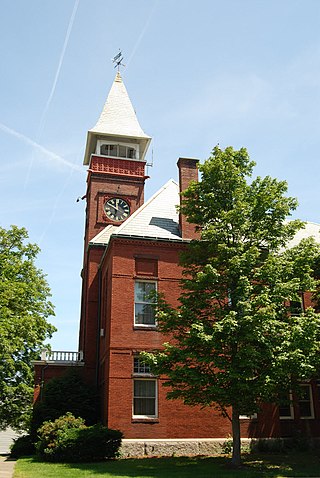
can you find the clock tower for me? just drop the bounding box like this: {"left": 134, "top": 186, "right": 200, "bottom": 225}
{"left": 79, "top": 72, "right": 151, "bottom": 380}
{"left": 83, "top": 71, "right": 151, "bottom": 246}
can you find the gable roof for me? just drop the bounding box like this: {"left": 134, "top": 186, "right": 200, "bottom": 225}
{"left": 90, "top": 179, "right": 183, "bottom": 246}
{"left": 90, "top": 184, "right": 320, "bottom": 249}
{"left": 88, "top": 224, "right": 118, "bottom": 246}
{"left": 286, "top": 221, "right": 320, "bottom": 248}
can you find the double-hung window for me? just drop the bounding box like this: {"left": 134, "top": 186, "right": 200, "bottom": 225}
{"left": 289, "top": 297, "right": 304, "bottom": 316}
{"left": 279, "top": 392, "right": 294, "bottom": 419}
{"left": 298, "top": 384, "right": 314, "bottom": 419}
{"left": 134, "top": 281, "right": 157, "bottom": 326}
{"left": 279, "top": 386, "right": 315, "bottom": 419}
{"left": 133, "top": 357, "right": 157, "bottom": 418}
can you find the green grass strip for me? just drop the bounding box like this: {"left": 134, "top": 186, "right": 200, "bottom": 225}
{"left": 14, "top": 453, "right": 320, "bottom": 478}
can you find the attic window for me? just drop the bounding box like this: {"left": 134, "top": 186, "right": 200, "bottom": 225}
{"left": 100, "top": 143, "right": 137, "bottom": 159}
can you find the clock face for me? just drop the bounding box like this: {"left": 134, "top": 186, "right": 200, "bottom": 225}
{"left": 104, "top": 197, "right": 130, "bottom": 222}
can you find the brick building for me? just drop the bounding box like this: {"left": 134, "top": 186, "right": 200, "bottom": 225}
{"left": 34, "top": 72, "right": 320, "bottom": 441}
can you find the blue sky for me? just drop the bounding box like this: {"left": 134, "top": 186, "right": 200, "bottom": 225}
{"left": 1, "top": 0, "right": 320, "bottom": 351}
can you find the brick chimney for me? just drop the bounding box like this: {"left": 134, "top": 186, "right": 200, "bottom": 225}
{"left": 177, "top": 157, "right": 199, "bottom": 239}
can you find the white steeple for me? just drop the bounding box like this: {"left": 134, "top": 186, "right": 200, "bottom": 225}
{"left": 83, "top": 72, "right": 151, "bottom": 165}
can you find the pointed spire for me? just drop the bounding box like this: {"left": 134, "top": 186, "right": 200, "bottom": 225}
{"left": 90, "top": 72, "right": 149, "bottom": 139}
{"left": 83, "top": 72, "right": 151, "bottom": 165}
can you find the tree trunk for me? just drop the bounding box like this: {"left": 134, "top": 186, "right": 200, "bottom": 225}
{"left": 231, "top": 406, "right": 241, "bottom": 467}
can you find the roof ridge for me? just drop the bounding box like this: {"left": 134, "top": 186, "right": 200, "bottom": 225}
{"left": 302, "top": 221, "right": 320, "bottom": 226}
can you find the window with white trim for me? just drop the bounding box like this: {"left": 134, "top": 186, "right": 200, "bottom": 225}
{"left": 279, "top": 392, "right": 294, "bottom": 419}
{"left": 298, "top": 384, "right": 314, "bottom": 419}
{"left": 133, "top": 357, "right": 157, "bottom": 418}
{"left": 133, "top": 357, "right": 152, "bottom": 375}
{"left": 134, "top": 281, "right": 157, "bottom": 326}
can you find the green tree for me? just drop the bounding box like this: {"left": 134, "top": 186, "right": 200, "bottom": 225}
{"left": 0, "top": 225, "right": 56, "bottom": 430}
{"left": 144, "top": 147, "right": 320, "bottom": 467}
{"left": 31, "top": 369, "right": 99, "bottom": 438}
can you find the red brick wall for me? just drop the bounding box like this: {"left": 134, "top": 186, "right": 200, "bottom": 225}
{"left": 177, "top": 157, "right": 199, "bottom": 240}
{"left": 92, "top": 236, "right": 320, "bottom": 439}
{"left": 95, "top": 238, "right": 248, "bottom": 438}
{"left": 33, "top": 364, "right": 84, "bottom": 404}
{"left": 79, "top": 154, "right": 148, "bottom": 386}
{"left": 78, "top": 155, "right": 320, "bottom": 440}
{"left": 84, "top": 156, "right": 147, "bottom": 246}
{"left": 79, "top": 246, "right": 104, "bottom": 384}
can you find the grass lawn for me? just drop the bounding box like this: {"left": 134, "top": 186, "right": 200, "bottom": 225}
{"left": 13, "top": 453, "right": 320, "bottom": 478}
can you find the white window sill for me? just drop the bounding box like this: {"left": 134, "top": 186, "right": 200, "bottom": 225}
{"left": 132, "top": 417, "right": 159, "bottom": 423}
{"left": 134, "top": 325, "right": 157, "bottom": 330}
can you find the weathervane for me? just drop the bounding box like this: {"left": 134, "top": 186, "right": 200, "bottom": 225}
{"left": 112, "top": 50, "right": 125, "bottom": 71}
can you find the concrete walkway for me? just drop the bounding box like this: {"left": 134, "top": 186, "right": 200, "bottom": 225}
{"left": 0, "top": 429, "right": 19, "bottom": 456}
{"left": 0, "top": 456, "right": 16, "bottom": 478}
{"left": 0, "top": 429, "right": 19, "bottom": 478}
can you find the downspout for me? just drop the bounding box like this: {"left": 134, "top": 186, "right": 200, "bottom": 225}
{"left": 40, "top": 363, "right": 49, "bottom": 401}
{"left": 79, "top": 243, "right": 90, "bottom": 356}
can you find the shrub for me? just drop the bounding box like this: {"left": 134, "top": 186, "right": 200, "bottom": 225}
{"left": 221, "top": 436, "right": 251, "bottom": 455}
{"left": 36, "top": 413, "right": 123, "bottom": 462}
{"left": 221, "top": 435, "right": 233, "bottom": 454}
{"left": 31, "top": 369, "right": 98, "bottom": 439}
{"left": 49, "top": 425, "right": 123, "bottom": 462}
{"left": 250, "top": 436, "right": 312, "bottom": 454}
{"left": 250, "top": 438, "right": 287, "bottom": 454}
{"left": 36, "top": 413, "right": 85, "bottom": 458}
{"left": 10, "top": 435, "right": 35, "bottom": 457}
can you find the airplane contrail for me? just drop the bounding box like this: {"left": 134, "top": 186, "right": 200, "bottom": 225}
{"left": 126, "top": 0, "right": 159, "bottom": 69}
{"left": 0, "top": 122, "right": 84, "bottom": 173}
{"left": 37, "top": 0, "right": 80, "bottom": 139}
{"left": 24, "top": 0, "right": 80, "bottom": 188}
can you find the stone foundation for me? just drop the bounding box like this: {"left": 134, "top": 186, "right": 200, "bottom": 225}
{"left": 120, "top": 438, "right": 244, "bottom": 458}
{"left": 120, "top": 437, "right": 320, "bottom": 458}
